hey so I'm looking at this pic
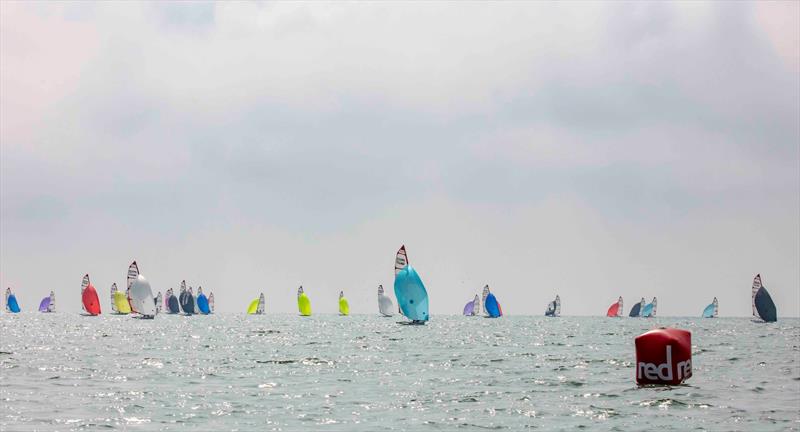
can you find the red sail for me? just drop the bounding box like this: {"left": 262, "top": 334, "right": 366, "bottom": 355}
{"left": 82, "top": 284, "right": 101, "bottom": 315}
{"left": 606, "top": 302, "right": 620, "bottom": 317}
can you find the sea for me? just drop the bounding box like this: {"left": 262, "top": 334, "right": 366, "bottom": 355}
{"left": 1, "top": 314, "right": 798, "bottom": 431}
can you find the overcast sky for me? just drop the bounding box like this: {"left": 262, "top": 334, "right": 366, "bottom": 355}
{"left": 1, "top": 2, "right": 798, "bottom": 316}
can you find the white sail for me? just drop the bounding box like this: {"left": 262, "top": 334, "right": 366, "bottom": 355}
{"left": 81, "top": 274, "right": 90, "bottom": 313}
{"left": 555, "top": 295, "right": 561, "bottom": 317}
{"left": 5, "top": 288, "right": 10, "bottom": 312}
{"left": 481, "top": 285, "right": 490, "bottom": 316}
{"left": 713, "top": 297, "right": 719, "bottom": 318}
{"left": 129, "top": 274, "right": 157, "bottom": 317}
{"left": 395, "top": 245, "right": 408, "bottom": 275}
{"left": 180, "top": 280, "right": 187, "bottom": 293}
{"left": 48, "top": 291, "right": 55, "bottom": 312}
{"left": 751, "top": 274, "right": 761, "bottom": 317}
{"left": 155, "top": 292, "right": 163, "bottom": 314}
{"left": 378, "top": 285, "right": 394, "bottom": 316}
{"left": 209, "top": 292, "right": 215, "bottom": 313}
{"left": 651, "top": 297, "right": 658, "bottom": 317}
{"left": 257, "top": 293, "right": 265, "bottom": 314}
{"left": 618, "top": 296, "right": 624, "bottom": 317}
{"left": 127, "top": 261, "right": 140, "bottom": 289}
{"left": 110, "top": 283, "right": 119, "bottom": 313}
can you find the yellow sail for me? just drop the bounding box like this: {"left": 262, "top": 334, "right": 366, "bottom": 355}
{"left": 113, "top": 291, "right": 131, "bottom": 314}
{"left": 247, "top": 298, "right": 259, "bottom": 314}
{"left": 339, "top": 296, "right": 349, "bottom": 316}
{"left": 298, "top": 293, "right": 312, "bottom": 316}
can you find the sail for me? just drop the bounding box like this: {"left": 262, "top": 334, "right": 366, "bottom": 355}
{"left": 463, "top": 298, "right": 476, "bottom": 316}
{"left": 167, "top": 290, "right": 179, "bottom": 314}
{"left": 188, "top": 287, "right": 197, "bottom": 314}
{"left": 555, "top": 295, "right": 561, "bottom": 316}
{"left": 247, "top": 294, "right": 263, "bottom": 315}
{"left": 339, "top": 291, "right": 350, "bottom": 316}
{"left": 629, "top": 298, "right": 644, "bottom": 317}
{"left": 484, "top": 291, "right": 502, "bottom": 318}
{"left": 395, "top": 245, "right": 408, "bottom": 275}
{"left": 712, "top": 297, "right": 718, "bottom": 317}
{"left": 208, "top": 292, "right": 215, "bottom": 313}
{"left": 394, "top": 265, "right": 429, "bottom": 322}
{"left": 114, "top": 290, "right": 132, "bottom": 314}
{"left": 5, "top": 288, "right": 20, "bottom": 313}
{"left": 297, "top": 286, "right": 311, "bottom": 316}
{"left": 38, "top": 296, "right": 51, "bottom": 312}
{"left": 481, "top": 285, "right": 490, "bottom": 317}
{"left": 642, "top": 297, "right": 657, "bottom": 318}
{"left": 754, "top": 276, "right": 777, "bottom": 322}
{"left": 702, "top": 297, "right": 716, "bottom": 318}
{"left": 179, "top": 283, "right": 194, "bottom": 315}
{"left": 81, "top": 275, "right": 101, "bottom": 316}
{"left": 155, "top": 292, "right": 163, "bottom": 314}
{"left": 197, "top": 287, "right": 210, "bottom": 314}
{"left": 110, "top": 283, "right": 119, "bottom": 313}
{"left": 545, "top": 300, "right": 556, "bottom": 316}
{"left": 378, "top": 285, "right": 394, "bottom": 317}
{"left": 127, "top": 261, "right": 139, "bottom": 289}
{"left": 48, "top": 291, "right": 55, "bottom": 312}
{"left": 81, "top": 274, "right": 89, "bottom": 313}
{"left": 606, "top": 296, "right": 623, "bottom": 317}
{"left": 751, "top": 274, "right": 762, "bottom": 317}
{"left": 129, "top": 274, "right": 156, "bottom": 317}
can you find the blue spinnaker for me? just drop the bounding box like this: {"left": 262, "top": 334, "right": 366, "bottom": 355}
{"left": 642, "top": 302, "right": 654, "bottom": 317}
{"left": 484, "top": 292, "right": 502, "bottom": 318}
{"left": 629, "top": 302, "right": 642, "bottom": 317}
{"left": 197, "top": 294, "right": 210, "bottom": 314}
{"left": 702, "top": 303, "right": 715, "bottom": 318}
{"left": 394, "top": 265, "right": 429, "bottom": 322}
{"left": 168, "top": 295, "right": 180, "bottom": 313}
{"left": 7, "top": 294, "right": 20, "bottom": 313}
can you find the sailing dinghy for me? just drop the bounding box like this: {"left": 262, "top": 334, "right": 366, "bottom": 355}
{"left": 208, "top": 292, "right": 215, "bottom": 313}
{"left": 339, "top": 291, "right": 350, "bottom": 316}
{"left": 545, "top": 295, "right": 560, "bottom": 317}
{"left": 393, "top": 245, "right": 429, "bottom": 324}
{"left": 111, "top": 283, "right": 131, "bottom": 314}
{"left": 378, "top": 285, "right": 394, "bottom": 317}
{"left": 166, "top": 288, "right": 179, "bottom": 314}
{"left": 642, "top": 297, "right": 657, "bottom": 318}
{"left": 463, "top": 294, "right": 479, "bottom": 316}
{"left": 5, "top": 288, "right": 20, "bottom": 313}
{"left": 751, "top": 274, "right": 777, "bottom": 322}
{"left": 483, "top": 285, "right": 503, "bottom": 318}
{"left": 702, "top": 297, "right": 718, "bottom": 318}
{"left": 127, "top": 262, "right": 156, "bottom": 319}
{"left": 297, "top": 286, "right": 311, "bottom": 316}
{"left": 606, "top": 296, "right": 623, "bottom": 317}
{"left": 197, "top": 287, "right": 210, "bottom": 315}
{"left": 81, "top": 274, "right": 101, "bottom": 316}
{"left": 247, "top": 293, "right": 265, "bottom": 315}
{"left": 39, "top": 291, "right": 55, "bottom": 312}
{"left": 629, "top": 298, "right": 645, "bottom": 317}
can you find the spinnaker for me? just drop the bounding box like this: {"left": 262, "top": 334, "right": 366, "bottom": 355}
{"left": 81, "top": 274, "right": 101, "bottom": 316}
{"left": 393, "top": 245, "right": 429, "bottom": 323}
{"left": 39, "top": 291, "right": 55, "bottom": 313}
{"left": 606, "top": 296, "right": 623, "bottom": 317}
{"left": 629, "top": 298, "right": 645, "bottom": 317}
{"left": 112, "top": 283, "right": 131, "bottom": 314}
{"left": 197, "top": 287, "right": 210, "bottom": 315}
{"left": 5, "top": 288, "right": 20, "bottom": 313}
{"left": 702, "top": 297, "right": 718, "bottom": 318}
{"left": 463, "top": 294, "right": 479, "bottom": 316}
{"left": 752, "top": 274, "right": 777, "bottom": 322}
{"left": 166, "top": 288, "right": 179, "bottom": 314}
{"left": 297, "top": 286, "right": 311, "bottom": 316}
{"left": 483, "top": 285, "right": 503, "bottom": 318}
{"left": 247, "top": 293, "right": 265, "bottom": 314}
{"left": 339, "top": 291, "right": 350, "bottom": 316}
{"left": 128, "top": 263, "right": 156, "bottom": 319}
{"left": 642, "top": 297, "right": 657, "bottom": 318}
{"left": 545, "top": 295, "right": 560, "bottom": 317}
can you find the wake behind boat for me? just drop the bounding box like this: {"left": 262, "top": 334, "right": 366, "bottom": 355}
{"left": 751, "top": 274, "right": 777, "bottom": 322}
{"left": 393, "top": 245, "right": 429, "bottom": 324}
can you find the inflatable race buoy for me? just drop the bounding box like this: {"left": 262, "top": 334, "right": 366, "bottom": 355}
{"left": 635, "top": 328, "right": 692, "bottom": 385}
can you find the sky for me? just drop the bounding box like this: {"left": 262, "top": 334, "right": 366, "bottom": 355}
{"left": 1, "top": 1, "right": 798, "bottom": 316}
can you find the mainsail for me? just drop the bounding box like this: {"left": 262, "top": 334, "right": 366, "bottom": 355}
{"left": 629, "top": 298, "right": 645, "bottom": 317}
{"left": 339, "top": 291, "right": 350, "bottom": 316}
{"left": 81, "top": 274, "right": 101, "bottom": 316}
{"left": 378, "top": 285, "right": 395, "bottom": 317}
{"left": 155, "top": 292, "right": 163, "bottom": 314}
{"left": 248, "top": 293, "right": 265, "bottom": 314}
{"left": 606, "top": 296, "right": 623, "bottom": 317}
{"left": 752, "top": 274, "right": 777, "bottom": 322}
{"left": 393, "top": 246, "right": 429, "bottom": 323}
{"left": 297, "top": 286, "right": 311, "bottom": 316}
{"left": 545, "top": 295, "right": 560, "bottom": 317}
{"left": 702, "top": 297, "right": 718, "bottom": 318}
{"left": 48, "top": 291, "right": 55, "bottom": 312}
{"left": 110, "top": 283, "right": 119, "bottom": 313}
{"left": 167, "top": 289, "right": 180, "bottom": 314}
{"left": 197, "top": 287, "right": 210, "bottom": 315}
{"left": 129, "top": 272, "right": 157, "bottom": 318}
{"left": 5, "top": 288, "right": 20, "bottom": 313}
{"left": 208, "top": 292, "right": 215, "bottom": 313}
{"left": 483, "top": 285, "right": 503, "bottom": 318}
{"left": 481, "top": 285, "right": 490, "bottom": 317}
{"left": 179, "top": 282, "right": 193, "bottom": 315}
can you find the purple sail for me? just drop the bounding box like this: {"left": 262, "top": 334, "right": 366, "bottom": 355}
{"left": 38, "top": 297, "right": 50, "bottom": 312}
{"left": 463, "top": 300, "right": 475, "bottom": 316}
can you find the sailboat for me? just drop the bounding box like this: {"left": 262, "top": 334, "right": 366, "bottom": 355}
{"left": 751, "top": 274, "right": 777, "bottom": 322}
{"left": 166, "top": 288, "right": 179, "bottom": 314}
{"left": 628, "top": 298, "right": 644, "bottom": 317}
{"left": 377, "top": 285, "right": 394, "bottom": 317}
{"left": 38, "top": 291, "right": 55, "bottom": 313}
{"left": 179, "top": 281, "right": 195, "bottom": 315}
{"left": 154, "top": 292, "right": 163, "bottom": 314}
{"left": 208, "top": 292, "right": 215, "bottom": 313}
{"left": 81, "top": 274, "right": 101, "bottom": 316}
{"left": 702, "top": 297, "right": 718, "bottom": 318}
{"left": 463, "top": 294, "right": 479, "bottom": 316}
{"left": 4, "top": 288, "right": 20, "bottom": 313}
{"left": 297, "top": 286, "right": 311, "bottom": 316}
{"left": 111, "top": 283, "right": 131, "bottom": 314}
{"left": 197, "top": 287, "right": 210, "bottom": 315}
{"left": 338, "top": 291, "right": 350, "bottom": 316}
{"left": 247, "top": 293, "right": 265, "bottom": 315}
{"left": 127, "top": 261, "right": 156, "bottom": 319}
{"left": 606, "top": 296, "right": 623, "bottom": 317}
{"left": 483, "top": 285, "right": 503, "bottom": 318}
{"left": 545, "top": 295, "right": 560, "bottom": 317}
{"left": 393, "top": 245, "right": 429, "bottom": 324}
{"left": 642, "top": 297, "right": 657, "bottom": 318}
{"left": 126, "top": 261, "right": 139, "bottom": 314}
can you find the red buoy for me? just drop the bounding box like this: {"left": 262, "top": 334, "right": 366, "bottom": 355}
{"left": 635, "top": 328, "right": 691, "bottom": 385}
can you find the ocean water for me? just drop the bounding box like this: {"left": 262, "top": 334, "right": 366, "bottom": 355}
{"left": 1, "top": 314, "right": 798, "bottom": 431}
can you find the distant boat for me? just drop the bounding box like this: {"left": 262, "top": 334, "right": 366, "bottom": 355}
{"left": 154, "top": 291, "right": 163, "bottom": 314}
{"left": 545, "top": 295, "right": 560, "bottom": 317}
{"left": 111, "top": 283, "right": 131, "bottom": 314}
{"left": 128, "top": 262, "right": 156, "bottom": 319}
{"left": 208, "top": 292, "right": 215, "bottom": 313}
{"left": 38, "top": 291, "right": 55, "bottom": 313}
{"left": 81, "top": 274, "right": 101, "bottom": 316}
{"left": 629, "top": 298, "right": 645, "bottom": 317}
{"left": 483, "top": 285, "right": 503, "bottom": 318}
{"left": 393, "top": 245, "right": 429, "bottom": 324}
{"left": 339, "top": 291, "right": 350, "bottom": 316}
{"left": 197, "top": 287, "right": 210, "bottom": 315}
{"left": 606, "top": 296, "right": 623, "bottom": 317}
{"left": 702, "top": 297, "right": 718, "bottom": 318}
{"left": 642, "top": 297, "right": 657, "bottom": 318}
{"left": 5, "top": 288, "right": 20, "bottom": 313}
{"left": 297, "top": 286, "right": 311, "bottom": 316}
{"left": 126, "top": 261, "right": 140, "bottom": 314}
{"left": 166, "top": 288, "right": 179, "bottom": 314}
{"left": 179, "top": 281, "right": 195, "bottom": 315}
{"left": 463, "top": 294, "right": 479, "bottom": 316}
{"left": 751, "top": 274, "right": 777, "bottom": 322}
{"left": 377, "top": 285, "right": 394, "bottom": 317}
{"left": 248, "top": 293, "right": 265, "bottom": 315}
